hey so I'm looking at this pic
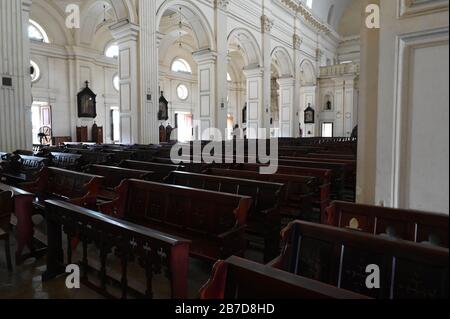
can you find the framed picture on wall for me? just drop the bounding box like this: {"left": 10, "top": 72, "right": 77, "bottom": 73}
{"left": 304, "top": 103, "right": 315, "bottom": 124}
{"left": 77, "top": 81, "right": 97, "bottom": 118}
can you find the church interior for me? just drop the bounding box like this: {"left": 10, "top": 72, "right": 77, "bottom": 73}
{"left": 0, "top": 0, "right": 448, "bottom": 300}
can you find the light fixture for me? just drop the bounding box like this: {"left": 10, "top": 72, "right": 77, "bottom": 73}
{"left": 177, "top": 7, "right": 183, "bottom": 48}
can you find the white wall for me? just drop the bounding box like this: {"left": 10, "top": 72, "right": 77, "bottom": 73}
{"left": 362, "top": 0, "right": 449, "bottom": 214}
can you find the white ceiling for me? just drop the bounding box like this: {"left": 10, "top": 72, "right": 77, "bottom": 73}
{"left": 306, "top": 0, "right": 355, "bottom": 31}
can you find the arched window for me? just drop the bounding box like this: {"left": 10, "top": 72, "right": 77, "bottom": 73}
{"left": 171, "top": 58, "right": 192, "bottom": 74}
{"left": 30, "top": 60, "right": 40, "bottom": 83}
{"left": 28, "top": 19, "right": 49, "bottom": 43}
{"left": 306, "top": 0, "right": 313, "bottom": 9}
{"left": 327, "top": 5, "right": 335, "bottom": 25}
{"left": 227, "top": 73, "right": 232, "bottom": 82}
{"left": 105, "top": 43, "right": 119, "bottom": 58}
{"left": 113, "top": 74, "right": 120, "bottom": 91}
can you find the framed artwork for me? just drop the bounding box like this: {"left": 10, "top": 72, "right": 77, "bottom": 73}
{"left": 158, "top": 91, "right": 169, "bottom": 121}
{"left": 304, "top": 103, "right": 315, "bottom": 124}
{"left": 77, "top": 81, "right": 97, "bottom": 118}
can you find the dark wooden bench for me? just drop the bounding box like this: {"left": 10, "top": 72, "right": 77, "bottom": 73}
{"left": 0, "top": 183, "right": 37, "bottom": 265}
{"left": 44, "top": 200, "right": 190, "bottom": 299}
{"left": 229, "top": 163, "right": 332, "bottom": 223}
{"left": 200, "top": 256, "right": 369, "bottom": 299}
{"left": 164, "top": 171, "right": 284, "bottom": 262}
{"left": 0, "top": 154, "right": 49, "bottom": 185}
{"left": 99, "top": 179, "right": 252, "bottom": 262}
{"left": 272, "top": 220, "right": 449, "bottom": 299}
{"left": 83, "top": 165, "right": 153, "bottom": 201}
{"left": 20, "top": 167, "right": 103, "bottom": 210}
{"left": 49, "top": 152, "right": 83, "bottom": 170}
{"left": 119, "top": 160, "right": 183, "bottom": 182}
{"left": 205, "top": 168, "right": 317, "bottom": 222}
{"left": 277, "top": 159, "right": 347, "bottom": 200}
{"left": 326, "top": 201, "right": 449, "bottom": 247}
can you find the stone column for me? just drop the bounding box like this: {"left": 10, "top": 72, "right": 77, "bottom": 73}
{"left": 0, "top": 0, "right": 33, "bottom": 151}
{"left": 293, "top": 32, "right": 302, "bottom": 138}
{"left": 356, "top": 0, "right": 380, "bottom": 205}
{"left": 215, "top": 0, "right": 229, "bottom": 139}
{"left": 343, "top": 77, "right": 355, "bottom": 137}
{"left": 261, "top": 14, "right": 274, "bottom": 134}
{"left": 334, "top": 78, "right": 345, "bottom": 137}
{"left": 243, "top": 67, "right": 263, "bottom": 138}
{"left": 139, "top": 0, "right": 160, "bottom": 144}
{"left": 193, "top": 50, "right": 217, "bottom": 140}
{"left": 277, "top": 77, "right": 295, "bottom": 137}
{"left": 110, "top": 20, "right": 139, "bottom": 145}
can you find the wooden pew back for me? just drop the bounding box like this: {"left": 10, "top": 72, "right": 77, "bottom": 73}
{"left": 326, "top": 201, "right": 449, "bottom": 248}
{"left": 23, "top": 167, "right": 103, "bottom": 204}
{"left": 100, "top": 179, "right": 252, "bottom": 261}
{"left": 200, "top": 256, "right": 369, "bottom": 299}
{"left": 165, "top": 171, "right": 283, "bottom": 223}
{"left": 44, "top": 200, "right": 190, "bottom": 299}
{"left": 50, "top": 152, "right": 82, "bottom": 170}
{"left": 205, "top": 168, "right": 316, "bottom": 220}
{"left": 119, "top": 160, "right": 183, "bottom": 182}
{"left": 276, "top": 221, "right": 449, "bottom": 299}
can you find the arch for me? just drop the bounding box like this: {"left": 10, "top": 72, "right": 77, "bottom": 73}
{"left": 271, "top": 46, "right": 294, "bottom": 77}
{"left": 327, "top": 4, "right": 335, "bottom": 25}
{"left": 31, "top": 0, "right": 73, "bottom": 45}
{"left": 79, "top": 0, "right": 136, "bottom": 46}
{"left": 156, "top": 0, "right": 215, "bottom": 50}
{"left": 227, "top": 28, "right": 262, "bottom": 67}
{"left": 299, "top": 59, "right": 317, "bottom": 86}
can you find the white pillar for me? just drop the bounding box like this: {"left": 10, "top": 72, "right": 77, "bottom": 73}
{"left": 293, "top": 32, "right": 302, "bottom": 138}
{"left": 334, "top": 78, "right": 345, "bottom": 137}
{"left": 215, "top": 0, "right": 229, "bottom": 139}
{"left": 243, "top": 67, "right": 263, "bottom": 138}
{"left": 261, "top": 14, "right": 273, "bottom": 133}
{"left": 277, "top": 77, "right": 295, "bottom": 137}
{"left": 0, "top": 0, "right": 33, "bottom": 151}
{"left": 193, "top": 50, "right": 217, "bottom": 140}
{"left": 343, "top": 77, "right": 355, "bottom": 137}
{"left": 139, "top": 0, "right": 160, "bottom": 144}
{"left": 110, "top": 20, "right": 139, "bottom": 145}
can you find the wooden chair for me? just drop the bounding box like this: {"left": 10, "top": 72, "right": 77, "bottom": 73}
{"left": 0, "top": 190, "right": 14, "bottom": 271}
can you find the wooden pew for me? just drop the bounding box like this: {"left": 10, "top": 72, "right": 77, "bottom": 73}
{"left": 83, "top": 165, "right": 153, "bottom": 201}
{"left": 49, "top": 152, "right": 82, "bottom": 170}
{"left": 200, "top": 256, "right": 369, "bottom": 299}
{"left": 20, "top": 167, "right": 103, "bottom": 211}
{"left": 164, "top": 171, "right": 284, "bottom": 262}
{"left": 0, "top": 183, "right": 37, "bottom": 265}
{"left": 276, "top": 159, "right": 347, "bottom": 200}
{"left": 272, "top": 220, "right": 449, "bottom": 299}
{"left": 119, "top": 160, "right": 183, "bottom": 182}
{"left": 229, "top": 163, "right": 332, "bottom": 223}
{"left": 99, "top": 179, "right": 252, "bottom": 262}
{"left": 205, "top": 168, "right": 317, "bottom": 222}
{"left": 326, "top": 201, "right": 449, "bottom": 247}
{"left": 44, "top": 200, "right": 190, "bottom": 299}
{"left": 0, "top": 154, "right": 49, "bottom": 185}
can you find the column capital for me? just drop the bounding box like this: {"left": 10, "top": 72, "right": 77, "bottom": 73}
{"left": 243, "top": 66, "right": 263, "bottom": 78}
{"left": 215, "top": 0, "right": 230, "bottom": 11}
{"left": 110, "top": 19, "right": 139, "bottom": 43}
{"left": 192, "top": 49, "right": 217, "bottom": 64}
{"left": 293, "top": 34, "right": 302, "bottom": 50}
{"left": 277, "top": 76, "right": 295, "bottom": 86}
{"left": 261, "top": 15, "right": 274, "bottom": 33}
{"left": 22, "top": 0, "right": 33, "bottom": 12}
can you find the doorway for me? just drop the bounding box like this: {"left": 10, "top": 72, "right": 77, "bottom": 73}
{"left": 31, "top": 102, "right": 52, "bottom": 145}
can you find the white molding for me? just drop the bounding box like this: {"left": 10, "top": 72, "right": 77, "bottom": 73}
{"left": 398, "top": 0, "right": 449, "bottom": 18}
{"left": 392, "top": 26, "right": 449, "bottom": 207}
